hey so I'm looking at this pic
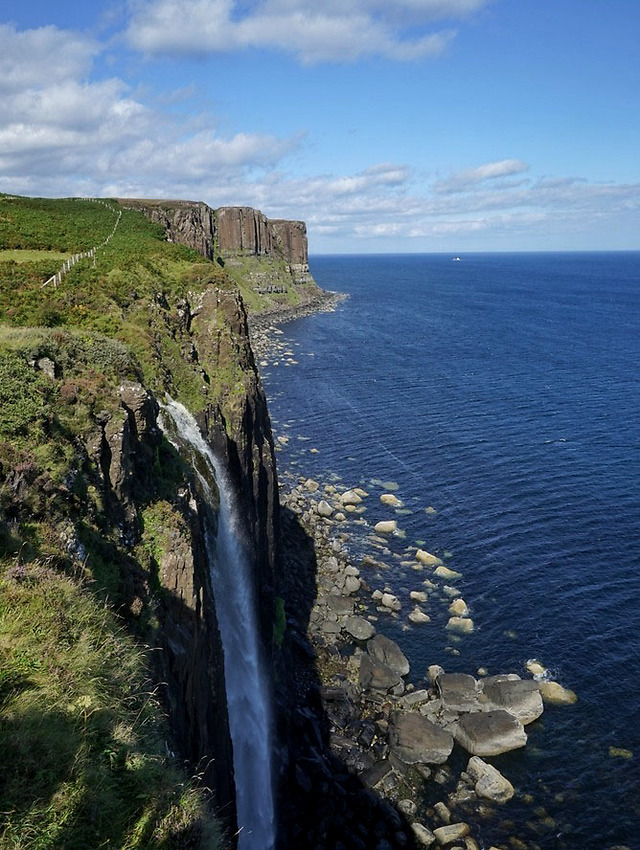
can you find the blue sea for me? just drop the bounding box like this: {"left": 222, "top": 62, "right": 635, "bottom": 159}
{"left": 262, "top": 253, "right": 640, "bottom": 849}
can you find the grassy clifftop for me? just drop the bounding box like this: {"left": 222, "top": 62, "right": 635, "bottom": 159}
{"left": 0, "top": 194, "right": 279, "bottom": 849}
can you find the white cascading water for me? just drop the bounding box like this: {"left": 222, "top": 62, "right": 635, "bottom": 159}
{"left": 159, "top": 399, "right": 275, "bottom": 850}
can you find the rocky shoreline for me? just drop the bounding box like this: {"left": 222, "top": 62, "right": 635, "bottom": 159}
{"left": 249, "top": 289, "right": 348, "bottom": 354}
{"left": 278, "top": 474, "right": 580, "bottom": 850}
{"left": 252, "top": 298, "right": 585, "bottom": 850}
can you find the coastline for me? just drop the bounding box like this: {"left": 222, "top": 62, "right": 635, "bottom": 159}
{"left": 262, "top": 315, "right": 582, "bottom": 850}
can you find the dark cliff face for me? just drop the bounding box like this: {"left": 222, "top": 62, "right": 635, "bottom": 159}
{"left": 118, "top": 199, "right": 313, "bottom": 285}
{"left": 118, "top": 199, "right": 217, "bottom": 260}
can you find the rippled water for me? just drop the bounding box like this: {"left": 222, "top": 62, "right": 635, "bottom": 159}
{"left": 262, "top": 253, "right": 640, "bottom": 849}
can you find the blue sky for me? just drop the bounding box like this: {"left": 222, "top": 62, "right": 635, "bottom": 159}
{"left": 1, "top": 0, "right": 639, "bottom": 253}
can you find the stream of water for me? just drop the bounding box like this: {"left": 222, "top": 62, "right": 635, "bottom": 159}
{"left": 159, "top": 399, "right": 275, "bottom": 850}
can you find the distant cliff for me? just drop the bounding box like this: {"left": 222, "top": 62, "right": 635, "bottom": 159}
{"left": 118, "top": 199, "right": 314, "bottom": 288}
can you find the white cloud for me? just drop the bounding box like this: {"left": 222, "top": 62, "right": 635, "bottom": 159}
{"left": 434, "top": 158, "right": 529, "bottom": 193}
{"left": 0, "top": 22, "right": 300, "bottom": 197}
{"left": 125, "top": 0, "right": 489, "bottom": 63}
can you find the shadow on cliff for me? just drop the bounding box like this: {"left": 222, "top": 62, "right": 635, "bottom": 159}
{"left": 276, "top": 505, "right": 419, "bottom": 850}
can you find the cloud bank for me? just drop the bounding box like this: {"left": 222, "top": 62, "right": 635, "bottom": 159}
{"left": 126, "top": 0, "right": 491, "bottom": 63}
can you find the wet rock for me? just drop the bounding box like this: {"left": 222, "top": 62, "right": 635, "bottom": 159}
{"left": 368, "top": 634, "right": 410, "bottom": 676}
{"left": 409, "top": 607, "right": 431, "bottom": 624}
{"left": 466, "top": 756, "right": 514, "bottom": 803}
{"left": 446, "top": 617, "right": 474, "bottom": 634}
{"left": 455, "top": 710, "right": 527, "bottom": 756}
{"left": 433, "top": 823, "right": 470, "bottom": 845}
{"left": 360, "top": 654, "right": 404, "bottom": 695}
{"left": 375, "top": 520, "right": 398, "bottom": 534}
{"left": 388, "top": 710, "right": 454, "bottom": 765}
{"left": 538, "top": 680, "right": 578, "bottom": 705}
{"left": 381, "top": 493, "right": 403, "bottom": 507}
{"left": 344, "top": 615, "right": 376, "bottom": 641}
{"left": 416, "top": 549, "right": 443, "bottom": 567}
{"left": 410, "top": 590, "right": 429, "bottom": 603}
{"left": 448, "top": 598, "right": 469, "bottom": 617}
{"left": 434, "top": 566, "right": 462, "bottom": 580}
{"left": 526, "top": 658, "right": 546, "bottom": 677}
{"left": 381, "top": 592, "right": 402, "bottom": 612}
{"left": 482, "top": 676, "right": 543, "bottom": 725}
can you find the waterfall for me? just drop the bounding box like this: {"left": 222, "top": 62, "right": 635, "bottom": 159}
{"left": 159, "top": 399, "right": 275, "bottom": 850}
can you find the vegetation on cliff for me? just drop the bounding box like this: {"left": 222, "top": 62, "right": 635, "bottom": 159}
{"left": 0, "top": 192, "right": 289, "bottom": 848}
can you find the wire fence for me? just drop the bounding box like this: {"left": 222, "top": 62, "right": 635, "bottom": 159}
{"left": 42, "top": 199, "right": 122, "bottom": 288}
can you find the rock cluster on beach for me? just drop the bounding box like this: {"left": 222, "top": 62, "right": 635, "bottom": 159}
{"left": 278, "top": 473, "right": 578, "bottom": 849}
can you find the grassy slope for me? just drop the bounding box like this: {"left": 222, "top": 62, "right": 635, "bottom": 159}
{"left": 0, "top": 195, "right": 251, "bottom": 849}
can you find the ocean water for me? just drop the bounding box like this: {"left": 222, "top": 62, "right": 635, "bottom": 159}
{"left": 261, "top": 253, "right": 640, "bottom": 849}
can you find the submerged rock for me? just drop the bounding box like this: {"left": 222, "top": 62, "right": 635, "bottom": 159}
{"left": 538, "top": 680, "right": 578, "bottom": 705}
{"left": 446, "top": 616, "right": 474, "bottom": 634}
{"left": 434, "top": 565, "right": 462, "bottom": 580}
{"left": 415, "top": 549, "right": 443, "bottom": 567}
{"left": 375, "top": 520, "right": 398, "bottom": 534}
{"left": 381, "top": 493, "right": 403, "bottom": 507}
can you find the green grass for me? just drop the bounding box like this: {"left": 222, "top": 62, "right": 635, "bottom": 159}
{"left": 0, "top": 250, "right": 71, "bottom": 263}
{"left": 0, "top": 559, "right": 225, "bottom": 850}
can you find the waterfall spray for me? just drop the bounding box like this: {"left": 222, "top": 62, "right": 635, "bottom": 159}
{"left": 159, "top": 399, "right": 275, "bottom": 850}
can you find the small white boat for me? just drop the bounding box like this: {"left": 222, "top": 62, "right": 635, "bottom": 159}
{"left": 452, "top": 256, "right": 461, "bottom": 261}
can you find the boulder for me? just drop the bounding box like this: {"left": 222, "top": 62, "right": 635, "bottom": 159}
{"left": 455, "top": 710, "right": 527, "bottom": 756}
{"left": 381, "top": 493, "right": 403, "bottom": 507}
{"left": 433, "top": 823, "right": 470, "bottom": 845}
{"left": 410, "top": 590, "right": 429, "bottom": 603}
{"left": 388, "top": 710, "right": 454, "bottom": 765}
{"left": 409, "top": 607, "right": 431, "bottom": 624}
{"left": 375, "top": 520, "right": 398, "bottom": 534}
{"left": 436, "top": 673, "right": 479, "bottom": 712}
{"left": 359, "top": 654, "right": 403, "bottom": 695}
{"left": 434, "top": 565, "right": 462, "bottom": 580}
{"left": 448, "top": 598, "right": 469, "bottom": 617}
{"left": 380, "top": 592, "right": 402, "bottom": 612}
{"left": 427, "top": 664, "right": 445, "bottom": 684}
{"left": 343, "top": 616, "right": 376, "bottom": 642}
{"left": 411, "top": 822, "right": 436, "bottom": 847}
{"left": 538, "top": 680, "right": 577, "bottom": 705}
{"left": 341, "top": 489, "right": 363, "bottom": 505}
{"left": 482, "top": 676, "right": 543, "bottom": 725}
{"left": 317, "top": 500, "right": 333, "bottom": 517}
{"left": 368, "top": 634, "right": 410, "bottom": 676}
{"left": 416, "top": 549, "right": 443, "bottom": 567}
{"left": 446, "top": 616, "right": 474, "bottom": 634}
{"left": 467, "top": 756, "right": 515, "bottom": 803}
{"left": 525, "top": 658, "right": 546, "bottom": 677}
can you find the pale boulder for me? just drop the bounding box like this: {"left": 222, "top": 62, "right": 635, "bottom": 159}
{"left": 316, "top": 500, "right": 333, "bottom": 518}
{"left": 374, "top": 520, "right": 398, "bottom": 534}
{"left": 433, "top": 823, "right": 470, "bottom": 846}
{"left": 341, "top": 489, "right": 362, "bottom": 506}
{"left": 381, "top": 493, "right": 403, "bottom": 507}
{"left": 446, "top": 616, "right": 474, "bottom": 634}
{"left": 448, "top": 598, "right": 469, "bottom": 617}
{"left": 538, "top": 680, "right": 577, "bottom": 705}
{"left": 416, "top": 549, "right": 443, "bottom": 567}
{"left": 434, "top": 565, "right": 462, "bottom": 580}
{"left": 467, "top": 756, "right": 515, "bottom": 803}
